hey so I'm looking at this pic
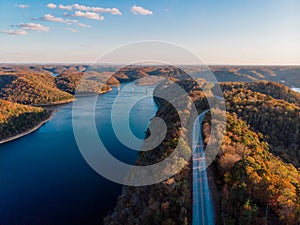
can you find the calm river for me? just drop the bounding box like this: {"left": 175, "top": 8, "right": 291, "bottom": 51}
{"left": 0, "top": 83, "right": 157, "bottom": 225}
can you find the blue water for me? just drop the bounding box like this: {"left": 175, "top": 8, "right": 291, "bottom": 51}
{"left": 0, "top": 83, "right": 157, "bottom": 225}
{"left": 292, "top": 87, "right": 300, "bottom": 93}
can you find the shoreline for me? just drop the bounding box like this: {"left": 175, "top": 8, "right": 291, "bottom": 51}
{"left": 99, "top": 86, "right": 113, "bottom": 94}
{"left": 292, "top": 87, "right": 300, "bottom": 93}
{"left": 0, "top": 87, "right": 113, "bottom": 145}
{"left": 74, "top": 87, "right": 113, "bottom": 97}
{"left": 33, "top": 98, "right": 76, "bottom": 107}
{"left": 0, "top": 112, "right": 54, "bottom": 145}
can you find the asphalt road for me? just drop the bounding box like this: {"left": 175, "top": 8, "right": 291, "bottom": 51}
{"left": 192, "top": 110, "right": 215, "bottom": 225}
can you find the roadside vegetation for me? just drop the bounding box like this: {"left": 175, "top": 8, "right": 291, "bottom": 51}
{"left": 105, "top": 79, "right": 300, "bottom": 225}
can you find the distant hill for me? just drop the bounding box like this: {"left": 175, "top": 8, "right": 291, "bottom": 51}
{"left": 105, "top": 65, "right": 300, "bottom": 88}
{"left": 54, "top": 71, "right": 83, "bottom": 94}
{"left": 1, "top": 64, "right": 299, "bottom": 87}
{"left": 55, "top": 70, "right": 114, "bottom": 95}
{"left": 0, "top": 99, "right": 52, "bottom": 141}
{"left": 112, "top": 65, "right": 190, "bottom": 82}
{"left": 0, "top": 73, "right": 74, "bottom": 105}
{"left": 213, "top": 66, "right": 300, "bottom": 86}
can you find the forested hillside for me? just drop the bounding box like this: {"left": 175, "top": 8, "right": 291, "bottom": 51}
{"left": 55, "top": 70, "right": 114, "bottom": 95}
{"left": 0, "top": 99, "right": 52, "bottom": 141}
{"left": 219, "top": 82, "right": 300, "bottom": 167}
{"left": 195, "top": 81, "right": 300, "bottom": 224}
{"left": 105, "top": 80, "right": 300, "bottom": 225}
{"left": 0, "top": 73, "right": 73, "bottom": 105}
{"left": 219, "top": 81, "right": 300, "bottom": 106}
{"left": 203, "top": 113, "right": 300, "bottom": 225}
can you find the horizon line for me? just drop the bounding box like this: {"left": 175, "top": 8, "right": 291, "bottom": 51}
{"left": 1, "top": 62, "right": 300, "bottom": 67}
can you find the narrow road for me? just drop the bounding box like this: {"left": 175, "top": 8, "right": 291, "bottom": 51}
{"left": 192, "top": 110, "right": 215, "bottom": 225}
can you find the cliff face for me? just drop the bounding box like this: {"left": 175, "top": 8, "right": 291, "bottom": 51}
{"left": 105, "top": 80, "right": 300, "bottom": 225}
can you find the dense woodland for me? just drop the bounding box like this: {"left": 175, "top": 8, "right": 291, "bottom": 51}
{"left": 197, "top": 81, "right": 300, "bottom": 224}
{"left": 203, "top": 113, "right": 300, "bottom": 225}
{"left": 222, "top": 85, "right": 300, "bottom": 167}
{"left": 0, "top": 99, "right": 52, "bottom": 141}
{"left": 0, "top": 73, "right": 74, "bottom": 105}
{"left": 105, "top": 79, "right": 300, "bottom": 225}
{"left": 219, "top": 81, "right": 300, "bottom": 107}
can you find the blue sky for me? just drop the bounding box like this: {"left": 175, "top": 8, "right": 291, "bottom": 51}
{"left": 0, "top": 0, "right": 299, "bottom": 64}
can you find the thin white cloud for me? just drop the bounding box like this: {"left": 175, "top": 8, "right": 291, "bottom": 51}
{"left": 42, "top": 14, "right": 66, "bottom": 23}
{"left": 74, "top": 11, "right": 104, "bottom": 20}
{"left": 72, "top": 4, "right": 92, "bottom": 11}
{"left": 59, "top": 4, "right": 72, "bottom": 10}
{"left": 66, "top": 27, "right": 79, "bottom": 33}
{"left": 42, "top": 14, "right": 78, "bottom": 24}
{"left": 18, "top": 23, "right": 50, "bottom": 32}
{"left": 72, "top": 4, "right": 121, "bottom": 15}
{"left": 76, "top": 22, "right": 91, "bottom": 28}
{"left": 61, "top": 13, "right": 91, "bottom": 28}
{"left": 66, "top": 19, "right": 78, "bottom": 24}
{"left": 46, "top": 3, "right": 56, "bottom": 9}
{"left": 131, "top": 5, "right": 153, "bottom": 15}
{"left": 16, "top": 4, "right": 30, "bottom": 8}
{"left": 0, "top": 29, "right": 28, "bottom": 35}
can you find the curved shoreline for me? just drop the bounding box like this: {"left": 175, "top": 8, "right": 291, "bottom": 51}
{"left": 33, "top": 98, "right": 76, "bottom": 107}
{"left": 0, "top": 112, "right": 54, "bottom": 145}
{"left": 0, "top": 87, "right": 114, "bottom": 145}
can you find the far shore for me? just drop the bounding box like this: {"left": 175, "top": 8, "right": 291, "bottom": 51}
{"left": 33, "top": 98, "right": 76, "bottom": 107}
{"left": 0, "top": 112, "right": 54, "bottom": 145}
{"left": 74, "top": 86, "right": 113, "bottom": 97}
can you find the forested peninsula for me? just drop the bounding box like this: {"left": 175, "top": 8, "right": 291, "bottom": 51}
{"left": 0, "top": 65, "right": 115, "bottom": 143}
